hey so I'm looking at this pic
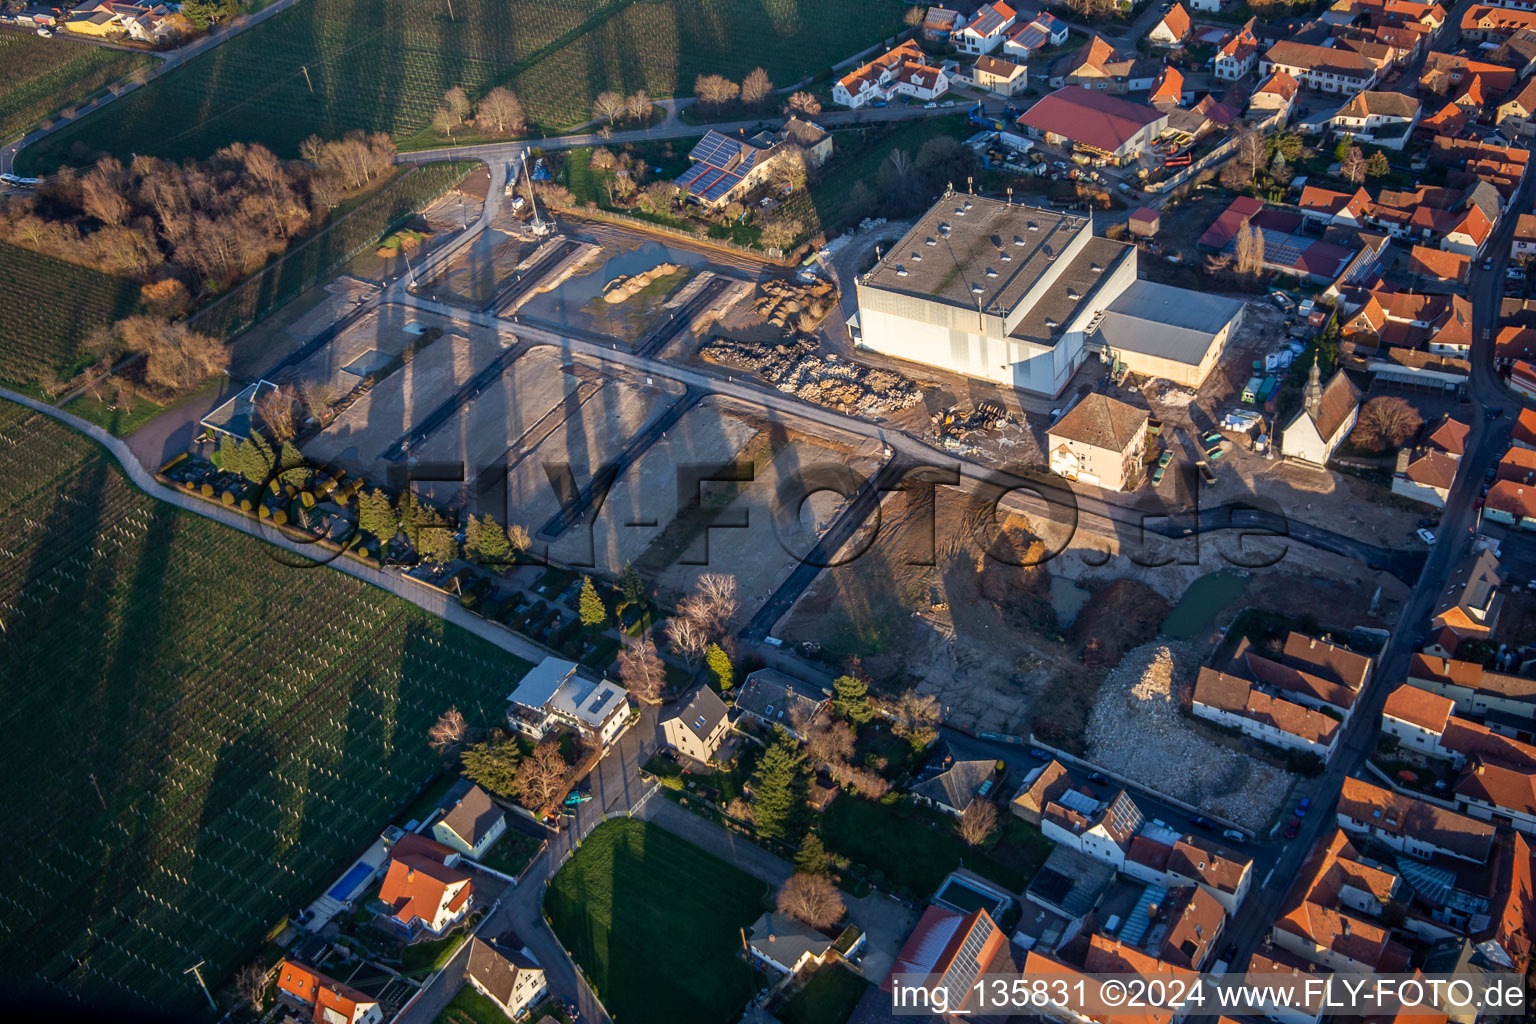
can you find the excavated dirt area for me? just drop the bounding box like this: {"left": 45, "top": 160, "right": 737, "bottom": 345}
{"left": 1084, "top": 642, "right": 1291, "bottom": 831}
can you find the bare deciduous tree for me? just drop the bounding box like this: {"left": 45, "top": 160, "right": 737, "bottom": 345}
{"left": 257, "top": 383, "right": 299, "bottom": 441}
{"left": 1234, "top": 222, "right": 1265, "bottom": 279}
{"left": 592, "top": 90, "right": 627, "bottom": 126}
{"left": 805, "top": 719, "right": 855, "bottom": 770}
{"left": 507, "top": 522, "right": 532, "bottom": 554}
{"left": 235, "top": 962, "right": 268, "bottom": 1013}
{"left": 849, "top": 767, "right": 890, "bottom": 799}
{"left": 787, "top": 91, "right": 822, "bottom": 116}
{"left": 777, "top": 872, "right": 846, "bottom": 929}
{"left": 887, "top": 688, "right": 941, "bottom": 750}
{"left": 1341, "top": 145, "right": 1367, "bottom": 184}
{"left": 299, "top": 379, "right": 339, "bottom": 418}
{"left": 428, "top": 706, "right": 469, "bottom": 754}
{"left": 80, "top": 157, "right": 130, "bottom": 227}
{"left": 694, "top": 74, "right": 740, "bottom": 109}
{"left": 618, "top": 636, "right": 666, "bottom": 703}
{"left": 113, "top": 315, "right": 229, "bottom": 392}
{"left": 514, "top": 739, "right": 569, "bottom": 809}
{"left": 665, "top": 614, "right": 709, "bottom": 667}
{"left": 476, "top": 87, "right": 526, "bottom": 135}
{"left": 443, "top": 86, "right": 472, "bottom": 123}
{"left": 905, "top": 4, "right": 926, "bottom": 26}
{"left": 1353, "top": 397, "right": 1422, "bottom": 452}
{"left": 431, "top": 106, "right": 460, "bottom": 138}
{"left": 741, "top": 67, "right": 773, "bottom": 106}
{"left": 958, "top": 799, "right": 999, "bottom": 847}
{"left": 626, "top": 89, "right": 652, "bottom": 123}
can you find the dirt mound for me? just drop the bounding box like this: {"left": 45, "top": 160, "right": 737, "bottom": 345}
{"left": 601, "top": 262, "right": 680, "bottom": 303}
{"left": 1067, "top": 578, "right": 1171, "bottom": 669}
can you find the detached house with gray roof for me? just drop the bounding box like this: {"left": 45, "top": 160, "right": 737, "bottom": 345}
{"left": 431, "top": 784, "right": 506, "bottom": 860}
{"left": 660, "top": 684, "right": 731, "bottom": 764}
{"left": 735, "top": 669, "right": 828, "bottom": 741}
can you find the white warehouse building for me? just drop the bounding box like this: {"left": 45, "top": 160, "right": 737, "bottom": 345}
{"left": 852, "top": 193, "right": 1243, "bottom": 395}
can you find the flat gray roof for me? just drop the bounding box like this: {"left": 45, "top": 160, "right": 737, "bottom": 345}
{"left": 862, "top": 194, "right": 1090, "bottom": 315}
{"left": 1009, "top": 236, "right": 1133, "bottom": 346}
{"left": 1095, "top": 281, "right": 1245, "bottom": 366}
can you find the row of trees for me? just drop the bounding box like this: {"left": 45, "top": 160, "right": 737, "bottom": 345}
{"left": 1, "top": 133, "right": 397, "bottom": 298}
{"left": 694, "top": 68, "right": 775, "bottom": 112}
{"left": 844, "top": 135, "right": 979, "bottom": 226}
{"left": 430, "top": 86, "right": 528, "bottom": 139}
{"left": 591, "top": 89, "right": 654, "bottom": 129}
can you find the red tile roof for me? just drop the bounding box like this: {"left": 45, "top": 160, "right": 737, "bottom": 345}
{"left": 1017, "top": 86, "right": 1165, "bottom": 154}
{"left": 277, "top": 960, "right": 375, "bottom": 1024}
{"left": 1382, "top": 683, "right": 1454, "bottom": 733}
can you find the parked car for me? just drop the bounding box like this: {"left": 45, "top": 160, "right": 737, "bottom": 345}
{"left": 924, "top": 101, "right": 938, "bottom": 109}
{"left": 1222, "top": 829, "right": 1246, "bottom": 843}
{"left": 1190, "top": 815, "right": 1215, "bottom": 831}
{"left": 1297, "top": 797, "right": 1311, "bottom": 816}
{"left": 1486, "top": 258, "right": 1496, "bottom": 271}
{"left": 1087, "top": 771, "right": 1108, "bottom": 783}
{"left": 1284, "top": 817, "right": 1301, "bottom": 839}
{"left": 1417, "top": 528, "right": 1436, "bottom": 545}
{"left": 1029, "top": 747, "right": 1052, "bottom": 760}
{"left": 1487, "top": 406, "right": 1505, "bottom": 420}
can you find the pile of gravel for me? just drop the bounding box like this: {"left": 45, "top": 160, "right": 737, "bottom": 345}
{"left": 1085, "top": 641, "right": 1290, "bottom": 830}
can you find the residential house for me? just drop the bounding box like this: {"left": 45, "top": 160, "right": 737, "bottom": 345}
{"left": 1248, "top": 70, "right": 1300, "bottom": 119}
{"left": 734, "top": 668, "right": 827, "bottom": 740}
{"left": 922, "top": 6, "right": 965, "bottom": 43}
{"left": 1046, "top": 394, "right": 1148, "bottom": 491}
{"left": 659, "top": 684, "right": 731, "bottom": 763}
{"left": 883, "top": 907, "right": 1012, "bottom": 1009}
{"left": 1244, "top": 945, "right": 1330, "bottom": 1024}
{"left": 674, "top": 127, "right": 815, "bottom": 208}
{"left": 1150, "top": 66, "right": 1187, "bottom": 108}
{"left": 1462, "top": 5, "right": 1536, "bottom": 44}
{"left": 1192, "top": 667, "right": 1341, "bottom": 758}
{"left": 377, "top": 833, "right": 474, "bottom": 937}
{"left": 1497, "top": 79, "right": 1536, "bottom": 138}
{"left": 1498, "top": 326, "right": 1536, "bottom": 367}
{"left": 1299, "top": 185, "right": 1369, "bottom": 229}
{"left": 955, "top": 1, "right": 1017, "bottom": 55}
{"left": 1335, "top": 776, "right": 1495, "bottom": 864}
{"left": 504, "top": 657, "right": 629, "bottom": 749}
{"left": 1041, "top": 786, "right": 1146, "bottom": 869}
{"left": 431, "top": 784, "right": 506, "bottom": 860}
{"left": 1329, "top": 90, "right": 1421, "bottom": 147}
{"left": 1002, "top": 12, "right": 1069, "bottom": 61}
{"left": 1215, "top": 19, "right": 1261, "bottom": 81}
{"left": 748, "top": 911, "right": 841, "bottom": 974}
{"left": 1515, "top": 359, "right": 1536, "bottom": 400}
{"left": 1165, "top": 834, "right": 1254, "bottom": 915}
{"left": 1158, "top": 885, "right": 1227, "bottom": 970}
{"left": 1189, "top": 0, "right": 1221, "bottom": 9}
{"left": 1345, "top": 291, "right": 1472, "bottom": 355}
{"left": 1381, "top": 683, "right": 1456, "bottom": 754}
{"left": 911, "top": 757, "right": 997, "bottom": 816}
{"left": 1260, "top": 39, "right": 1383, "bottom": 94}
{"left": 1025, "top": 936, "right": 1199, "bottom": 1024}
{"left": 1010, "top": 758, "right": 1072, "bottom": 824}
{"left": 833, "top": 40, "right": 949, "bottom": 109}
{"left": 781, "top": 117, "right": 833, "bottom": 168}
{"left": 1513, "top": 214, "right": 1536, "bottom": 258}
{"left": 276, "top": 960, "right": 382, "bottom": 1024}
{"left": 63, "top": 2, "right": 116, "bottom": 35}
{"left": 1149, "top": 4, "right": 1192, "bottom": 48}
{"left": 1432, "top": 549, "right": 1505, "bottom": 640}
{"left": 1280, "top": 358, "right": 1361, "bottom": 466}
{"left": 1516, "top": 406, "right": 1536, "bottom": 449}
{"left": 1271, "top": 830, "right": 1411, "bottom": 973}
{"left": 1457, "top": 759, "right": 1536, "bottom": 836}
{"left": 1407, "top": 244, "right": 1470, "bottom": 285}
{"left": 1409, "top": 653, "right": 1536, "bottom": 722}
{"left": 1393, "top": 445, "right": 1460, "bottom": 507}
{"left": 1231, "top": 632, "right": 1368, "bottom": 718}
{"left": 1016, "top": 86, "right": 1169, "bottom": 164}
{"left": 465, "top": 935, "right": 548, "bottom": 1021}
{"left": 1485, "top": 480, "right": 1536, "bottom": 529}
{"left": 972, "top": 55, "right": 1028, "bottom": 96}
{"left": 1051, "top": 34, "right": 1159, "bottom": 94}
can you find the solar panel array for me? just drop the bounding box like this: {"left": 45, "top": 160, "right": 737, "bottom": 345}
{"left": 677, "top": 129, "right": 763, "bottom": 203}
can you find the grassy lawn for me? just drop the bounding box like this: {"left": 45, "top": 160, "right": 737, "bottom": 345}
{"left": 0, "top": 401, "right": 534, "bottom": 1015}
{"left": 432, "top": 983, "right": 512, "bottom": 1024}
{"left": 0, "top": 32, "right": 153, "bottom": 141}
{"left": 61, "top": 391, "right": 165, "bottom": 437}
{"left": 0, "top": 242, "right": 142, "bottom": 388}
{"left": 819, "top": 796, "right": 1049, "bottom": 896}
{"left": 807, "top": 115, "right": 972, "bottom": 236}
{"left": 402, "top": 930, "right": 470, "bottom": 974}
{"left": 546, "top": 818, "right": 767, "bottom": 1024}
{"left": 24, "top": 0, "right": 910, "bottom": 168}
{"left": 778, "top": 965, "right": 870, "bottom": 1024}
{"left": 477, "top": 828, "right": 545, "bottom": 878}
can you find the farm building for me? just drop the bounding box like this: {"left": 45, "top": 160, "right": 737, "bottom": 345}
{"left": 1015, "top": 87, "right": 1169, "bottom": 165}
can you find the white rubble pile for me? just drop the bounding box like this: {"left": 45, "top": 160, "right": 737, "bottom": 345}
{"left": 1085, "top": 641, "right": 1290, "bottom": 830}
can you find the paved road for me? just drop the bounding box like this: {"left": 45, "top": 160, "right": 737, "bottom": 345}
{"left": 0, "top": 384, "right": 553, "bottom": 668}
{"left": 1202, "top": 151, "right": 1535, "bottom": 1002}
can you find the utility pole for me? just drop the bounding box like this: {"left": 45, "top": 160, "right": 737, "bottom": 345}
{"left": 446, "top": 0, "right": 456, "bottom": 20}
{"left": 301, "top": 65, "right": 314, "bottom": 95}
{"left": 185, "top": 961, "right": 216, "bottom": 1011}
{"left": 87, "top": 772, "right": 106, "bottom": 810}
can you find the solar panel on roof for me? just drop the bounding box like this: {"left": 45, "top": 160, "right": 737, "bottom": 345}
{"left": 675, "top": 164, "right": 710, "bottom": 188}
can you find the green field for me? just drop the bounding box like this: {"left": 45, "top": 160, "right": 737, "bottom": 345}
{"left": 22, "top": 0, "right": 907, "bottom": 169}
{"left": 0, "top": 401, "right": 533, "bottom": 1016}
{"left": 546, "top": 818, "right": 766, "bottom": 1024}
{"left": 0, "top": 242, "right": 142, "bottom": 387}
{"left": 0, "top": 32, "right": 153, "bottom": 142}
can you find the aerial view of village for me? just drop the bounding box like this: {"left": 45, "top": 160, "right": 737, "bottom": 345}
{"left": 9, "top": 0, "right": 1536, "bottom": 1023}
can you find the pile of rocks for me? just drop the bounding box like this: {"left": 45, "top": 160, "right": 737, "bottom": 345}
{"left": 1085, "top": 641, "right": 1289, "bottom": 830}
{"left": 700, "top": 337, "right": 922, "bottom": 414}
